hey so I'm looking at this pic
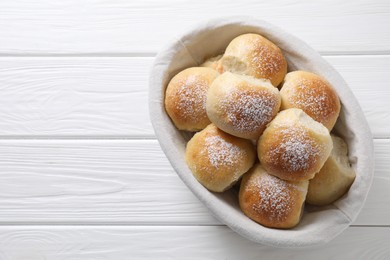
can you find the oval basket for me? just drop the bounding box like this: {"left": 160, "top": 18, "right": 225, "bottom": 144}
{"left": 149, "top": 17, "right": 375, "bottom": 248}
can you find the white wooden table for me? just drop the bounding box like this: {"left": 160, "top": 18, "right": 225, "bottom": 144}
{"left": 0, "top": 0, "right": 389, "bottom": 259}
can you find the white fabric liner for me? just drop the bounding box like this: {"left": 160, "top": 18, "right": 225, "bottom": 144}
{"left": 149, "top": 17, "right": 374, "bottom": 248}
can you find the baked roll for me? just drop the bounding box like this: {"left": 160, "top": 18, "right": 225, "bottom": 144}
{"left": 239, "top": 164, "right": 309, "bottom": 229}
{"left": 165, "top": 67, "right": 219, "bottom": 131}
{"left": 307, "top": 135, "right": 356, "bottom": 206}
{"left": 185, "top": 124, "right": 256, "bottom": 192}
{"left": 219, "top": 33, "right": 287, "bottom": 86}
{"left": 200, "top": 55, "right": 223, "bottom": 72}
{"left": 206, "top": 72, "right": 281, "bottom": 140}
{"left": 280, "top": 71, "right": 341, "bottom": 130}
{"left": 258, "top": 108, "right": 333, "bottom": 182}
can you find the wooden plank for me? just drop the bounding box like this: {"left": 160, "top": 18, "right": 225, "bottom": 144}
{"left": 356, "top": 139, "right": 390, "bottom": 225}
{"left": 0, "top": 226, "right": 388, "bottom": 259}
{"left": 0, "top": 56, "right": 388, "bottom": 138}
{"left": 329, "top": 55, "right": 390, "bottom": 138}
{"left": 0, "top": 139, "right": 217, "bottom": 225}
{"left": 0, "top": 139, "right": 387, "bottom": 226}
{"left": 0, "top": 57, "right": 154, "bottom": 137}
{"left": 0, "top": 0, "right": 389, "bottom": 54}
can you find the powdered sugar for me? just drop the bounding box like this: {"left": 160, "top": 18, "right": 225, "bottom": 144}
{"left": 203, "top": 135, "right": 244, "bottom": 169}
{"left": 292, "top": 78, "right": 334, "bottom": 120}
{"left": 271, "top": 127, "right": 321, "bottom": 172}
{"left": 248, "top": 39, "right": 284, "bottom": 80}
{"left": 175, "top": 75, "right": 208, "bottom": 120}
{"left": 221, "top": 88, "right": 277, "bottom": 133}
{"left": 250, "top": 173, "right": 296, "bottom": 221}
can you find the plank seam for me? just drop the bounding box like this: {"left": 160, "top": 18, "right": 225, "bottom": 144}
{"left": 0, "top": 52, "right": 390, "bottom": 58}
{"left": 0, "top": 137, "right": 388, "bottom": 141}
{"left": 0, "top": 223, "right": 385, "bottom": 227}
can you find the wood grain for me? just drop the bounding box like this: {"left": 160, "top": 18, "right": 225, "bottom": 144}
{"left": 0, "top": 226, "right": 389, "bottom": 259}
{"left": 0, "top": 57, "right": 153, "bottom": 137}
{"left": 0, "top": 0, "right": 389, "bottom": 54}
{"left": 0, "top": 139, "right": 217, "bottom": 225}
{"left": 1, "top": 0, "right": 389, "bottom": 256}
{"left": 0, "top": 139, "right": 387, "bottom": 226}
{"left": 0, "top": 55, "right": 389, "bottom": 138}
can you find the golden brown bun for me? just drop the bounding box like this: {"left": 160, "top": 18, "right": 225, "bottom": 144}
{"left": 200, "top": 55, "right": 223, "bottom": 72}
{"left": 165, "top": 67, "right": 219, "bottom": 131}
{"left": 185, "top": 124, "right": 256, "bottom": 192}
{"left": 307, "top": 135, "right": 356, "bottom": 206}
{"left": 219, "top": 33, "right": 287, "bottom": 86}
{"left": 206, "top": 72, "right": 281, "bottom": 140}
{"left": 239, "top": 164, "right": 308, "bottom": 229}
{"left": 258, "top": 108, "right": 333, "bottom": 182}
{"left": 280, "top": 71, "right": 341, "bottom": 130}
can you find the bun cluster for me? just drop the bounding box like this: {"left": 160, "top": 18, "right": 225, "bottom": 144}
{"left": 164, "top": 33, "right": 355, "bottom": 229}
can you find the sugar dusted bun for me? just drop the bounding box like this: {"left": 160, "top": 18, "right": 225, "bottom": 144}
{"left": 258, "top": 108, "right": 333, "bottom": 182}
{"left": 185, "top": 124, "right": 256, "bottom": 192}
{"left": 239, "top": 164, "right": 308, "bottom": 229}
{"left": 206, "top": 72, "right": 281, "bottom": 140}
{"left": 165, "top": 67, "right": 219, "bottom": 131}
{"left": 307, "top": 135, "right": 356, "bottom": 206}
{"left": 280, "top": 71, "right": 341, "bottom": 130}
{"left": 220, "top": 33, "right": 287, "bottom": 86}
{"left": 200, "top": 55, "right": 223, "bottom": 72}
